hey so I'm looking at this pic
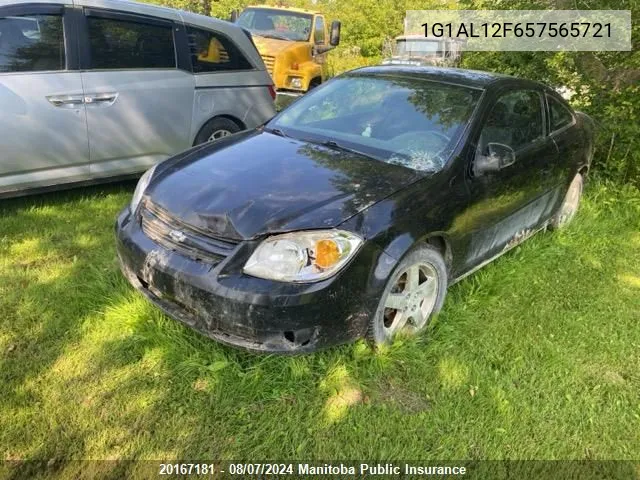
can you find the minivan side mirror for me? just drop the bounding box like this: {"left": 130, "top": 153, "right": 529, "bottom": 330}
{"left": 474, "top": 142, "right": 516, "bottom": 176}
{"left": 330, "top": 20, "right": 341, "bottom": 46}
{"left": 230, "top": 9, "right": 239, "bottom": 23}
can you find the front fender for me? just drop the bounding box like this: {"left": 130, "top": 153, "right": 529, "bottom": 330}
{"left": 298, "top": 61, "right": 323, "bottom": 88}
{"left": 339, "top": 177, "right": 461, "bottom": 280}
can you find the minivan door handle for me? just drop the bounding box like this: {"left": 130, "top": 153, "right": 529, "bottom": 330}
{"left": 84, "top": 93, "right": 118, "bottom": 107}
{"left": 47, "top": 94, "right": 85, "bottom": 108}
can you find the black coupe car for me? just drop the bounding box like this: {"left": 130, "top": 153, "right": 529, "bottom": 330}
{"left": 115, "top": 66, "right": 594, "bottom": 353}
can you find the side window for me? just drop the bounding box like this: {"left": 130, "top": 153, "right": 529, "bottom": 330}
{"left": 547, "top": 95, "right": 574, "bottom": 132}
{"left": 314, "top": 17, "right": 325, "bottom": 44}
{"left": 478, "top": 90, "right": 543, "bottom": 153}
{"left": 0, "top": 14, "right": 65, "bottom": 72}
{"left": 87, "top": 16, "right": 175, "bottom": 69}
{"left": 187, "top": 26, "right": 252, "bottom": 73}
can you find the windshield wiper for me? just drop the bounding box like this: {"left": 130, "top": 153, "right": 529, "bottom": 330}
{"left": 254, "top": 32, "right": 289, "bottom": 41}
{"left": 312, "top": 139, "right": 382, "bottom": 161}
{"left": 263, "top": 126, "right": 289, "bottom": 138}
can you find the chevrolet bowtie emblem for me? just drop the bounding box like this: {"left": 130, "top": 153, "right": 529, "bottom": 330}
{"left": 168, "top": 230, "right": 187, "bottom": 243}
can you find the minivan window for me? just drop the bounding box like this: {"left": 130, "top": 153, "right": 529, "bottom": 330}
{"left": 187, "top": 26, "right": 252, "bottom": 73}
{"left": 87, "top": 16, "right": 175, "bottom": 70}
{"left": 0, "top": 14, "right": 65, "bottom": 72}
{"left": 548, "top": 95, "right": 574, "bottom": 132}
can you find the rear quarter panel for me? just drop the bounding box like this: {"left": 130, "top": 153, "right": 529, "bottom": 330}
{"left": 180, "top": 14, "right": 276, "bottom": 139}
{"left": 190, "top": 72, "right": 276, "bottom": 141}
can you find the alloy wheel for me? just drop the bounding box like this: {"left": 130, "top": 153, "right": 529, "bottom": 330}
{"left": 382, "top": 263, "right": 439, "bottom": 336}
{"left": 208, "top": 129, "right": 232, "bottom": 142}
{"left": 557, "top": 175, "right": 583, "bottom": 227}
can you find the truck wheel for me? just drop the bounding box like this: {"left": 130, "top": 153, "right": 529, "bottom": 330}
{"left": 308, "top": 78, "right": 322, "bottom": 90}
{"left": 194, "top": 117, "right": 241, "bottom": 146}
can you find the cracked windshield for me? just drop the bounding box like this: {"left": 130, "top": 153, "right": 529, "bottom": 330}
{"left": 237, "top": 8, "right": 312, "bottom": 41}
{"left": 270, "top": 74, "right": 482, "bottom": 172}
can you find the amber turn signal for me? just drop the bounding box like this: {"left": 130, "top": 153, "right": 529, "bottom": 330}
{"left": 315, "top": 239, "right": 340, "bottom": 269}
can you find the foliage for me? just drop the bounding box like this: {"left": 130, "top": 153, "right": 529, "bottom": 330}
{"left": 458, "top": 0, "right": 640, "bottom": 184}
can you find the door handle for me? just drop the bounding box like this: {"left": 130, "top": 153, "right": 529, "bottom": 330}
{"left": 84, "top": 93, "right": 118, "bottom": 107}
{"left": 47, "top": 94, "right": 85, "bottom": 108}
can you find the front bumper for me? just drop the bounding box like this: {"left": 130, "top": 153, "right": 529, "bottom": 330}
{"left": 115, "top": 208, "right": 390, "bottom": 353}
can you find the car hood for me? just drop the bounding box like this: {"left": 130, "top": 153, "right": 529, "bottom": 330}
{"left": 146, "top": 131, "right": 419, "bottom": 241}
{"left": 252, "top": 35, "right": 309, "bottom": 57}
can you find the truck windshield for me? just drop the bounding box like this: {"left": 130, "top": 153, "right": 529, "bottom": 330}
{"left": 269, "top": 74, "right": 481, "bottom": 173}
{"left": 396, "top": 39, "right": 441, "bottom": 57}
{"left": 237, "top": 8, "right": 313, "bottom": 42}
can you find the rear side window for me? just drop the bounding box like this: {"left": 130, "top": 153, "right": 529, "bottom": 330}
{"left": 87, "top": 16, "right": 176, "bottom": 69}
{"left": 187, "top": 26, "right": 252, "bottom": 73}
{"left": 0, "top": 14, "right": 65, "bottom": 72}
{"left": 548, "top": 95, "right": 574, "bottom": 132}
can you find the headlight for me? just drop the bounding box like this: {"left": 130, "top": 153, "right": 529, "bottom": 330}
{"left": 243, "top": 230, "right": 363, "bottom": 283}
{"left": 130, "top": 165, "right": 157, "bottom": 213}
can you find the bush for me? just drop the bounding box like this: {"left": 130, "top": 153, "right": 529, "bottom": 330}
{"left": 326, "top": 48, "right": 380, "bottom": 78}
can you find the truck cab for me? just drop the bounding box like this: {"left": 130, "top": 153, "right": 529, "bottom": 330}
{"left": 382, "top": 35, "right": 464, "bottom": 67}
{"left": 234, "top": 5, "right": 340, "bottom": 98}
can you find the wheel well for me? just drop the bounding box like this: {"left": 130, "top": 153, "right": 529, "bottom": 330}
{"left": 193, "top": 115, "right": 245, "bottom": 146}
{"left": 309, "top": 77, "right": 322, "bottom": 87}
{"left": 214, "top": 114, "right": 245, "bottom": 130}
{"left": 578, "top": 165, "right": 589, "bottom": 177}
{"left": 425, "top": 235, "right": 452, "bottom": 271}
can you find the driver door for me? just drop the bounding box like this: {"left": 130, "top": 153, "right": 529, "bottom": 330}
{"left": 461, "top": 87, "right": 558, "bottom": 270}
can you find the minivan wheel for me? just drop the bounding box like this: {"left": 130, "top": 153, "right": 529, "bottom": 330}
{"left": 368, "top": 245, "right": 447, "bottom": 346}
{"left": 194, "top": 117, "right": 241, "bottom": 145}
{"left": 550, "top": 173, "right": 583, "bottom": 230}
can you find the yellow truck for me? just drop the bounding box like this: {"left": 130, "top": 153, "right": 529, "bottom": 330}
{"left": 232, "top": 5, "right": 341, "bottom": 98}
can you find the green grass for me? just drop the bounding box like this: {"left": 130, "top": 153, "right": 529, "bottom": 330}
{"left": 1, "top": 180, "right": 640, "bottom": 475}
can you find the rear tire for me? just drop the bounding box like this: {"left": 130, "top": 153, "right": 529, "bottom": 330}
{"left": 368, "top": 245, "right": 447, "bottom": 346}
{"left": 194, "top": 117, "right": 241, "bottom": 146}
{"left": 550, "top": 173, "right": 583, "bottom": 230}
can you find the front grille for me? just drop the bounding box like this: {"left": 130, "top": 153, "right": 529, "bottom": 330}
{"left": 140, "top": 200, "right": 238, "bottom": 265}
{"left": 261, "top": 54, "right": 275, "bottom": 76}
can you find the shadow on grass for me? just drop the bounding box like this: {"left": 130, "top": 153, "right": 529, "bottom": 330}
{"left": 1, "top": 182, "right": 137, "bottom": 476}
{"left": 0, "top": 180, "right": 137, "bottom": 215}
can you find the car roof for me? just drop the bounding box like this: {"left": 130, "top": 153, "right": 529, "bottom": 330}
{"left": 395, "top": 35, "right": 463, "bottom": 41}
{"left": 45, "top": 0, "right": 235, "bottom": 29}
{"left": 350, "top": 66, "right": 541, "bottom": 90}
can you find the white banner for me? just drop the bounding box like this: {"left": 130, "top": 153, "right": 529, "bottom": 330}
{"left": 405, "top": 10, "right": 632, "bottom": 51}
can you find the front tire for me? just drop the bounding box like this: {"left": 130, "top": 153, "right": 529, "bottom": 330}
{"left": 308, "top": 77, "right": 322, "bottom": 91}
{"left": 550, "top": 173, "right": 583, "bottom": 230}
{"left": 368, "top": 245, "right": 448, "bottom": 346}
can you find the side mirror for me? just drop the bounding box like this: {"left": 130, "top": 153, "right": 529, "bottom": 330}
{"left": 229, "top": 9, "right": 239, "bottom": 23}
{"left": 329, "top": 20, "right": 341, "bottom": 47}
{"left": 474, "top": 142, "right": 515, "bottom": 176}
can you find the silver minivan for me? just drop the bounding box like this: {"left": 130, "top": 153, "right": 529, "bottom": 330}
{"left": 0, "top": 0, "right": 276, "bottom": 197}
